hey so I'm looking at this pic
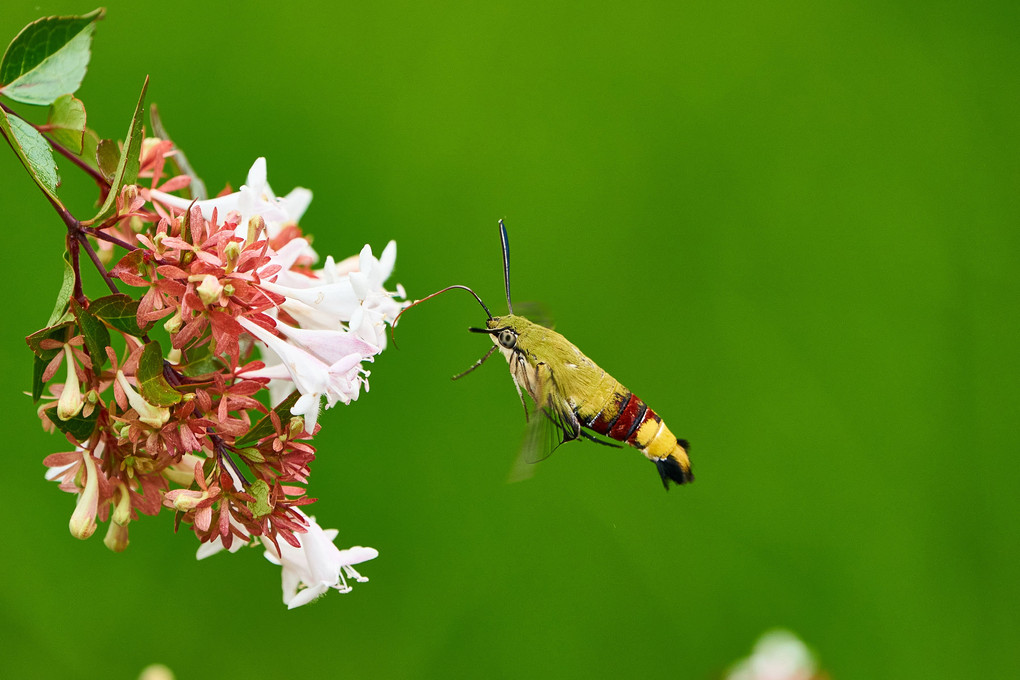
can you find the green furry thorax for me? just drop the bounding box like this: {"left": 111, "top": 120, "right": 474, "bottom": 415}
{"left": 486, "top": 315, "right": 606, "bottom": 395}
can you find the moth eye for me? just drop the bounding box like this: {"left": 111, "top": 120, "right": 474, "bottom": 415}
{"left": 498, "top": 330, "right": 517, "bottom": 349}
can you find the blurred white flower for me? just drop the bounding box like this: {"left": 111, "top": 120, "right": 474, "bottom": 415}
{"left": 261, "top": 510, "right": 378, "bottom": 609}
{"left": 726, "top": 630, "right": 820, "bottom": 680}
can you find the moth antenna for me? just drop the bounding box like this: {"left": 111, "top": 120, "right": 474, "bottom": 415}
{"left": 390, "top": 284, "right": 493, "bottom": 348}
{"left": 499, "top": 219, "right": 513, "bottom": 315}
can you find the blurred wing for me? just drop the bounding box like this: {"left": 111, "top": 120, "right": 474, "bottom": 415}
{"left": 512, "top": 301, "right": 555, "bottom": 329}
{"left": 507, "top": 362, "right": 580, "bottom": 482}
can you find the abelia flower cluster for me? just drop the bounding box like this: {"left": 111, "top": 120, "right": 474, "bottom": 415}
{"left": 33, "top": 147, "right": 407, "bottom": 608}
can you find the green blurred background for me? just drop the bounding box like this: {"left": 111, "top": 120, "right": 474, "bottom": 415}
{"left": 1, "top": 2, "right": 1017, "bottom": 678}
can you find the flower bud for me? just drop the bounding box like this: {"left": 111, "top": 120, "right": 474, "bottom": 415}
{"left": 103, "top": 520, "right": 129, "bottom": 552}
{"left": 164, "top": 454, "right": 203, "bottom": 486}
{"left": 164, "top": 309, "right": 183, "bottom": 334}
{"left": 164, "top": 488, "right": 207, "bottom": 512}
{"left": 69, "top": 452, "right": 99, "bottom": 540}
{"left": 247, "top": 215, "right": 266, "bottom": 244}
{"left": 56, "top": 346, "right": 84, "bottom": 421}
{"left": 196, "top": 274, "right": 224, "bottom": 306}
{"left": 83, "top": 388, "right": 100, "bottom": 417}
{"left": 122, "top": 184, "right": 139, "bottom": 207}
{"left": 116, "top": 371, "right": 171, "bottom": 428}
{"left": 166, "top": 347, "right": 183, "bottom": 365}
{"left": 112, "top": 482, "right": 133, "bottom": 526}
{"left": 286, "top": 417, "right": 304, "bottom": 440}
{"left": 224, "top": 240, "right": 242, "bottom": 272}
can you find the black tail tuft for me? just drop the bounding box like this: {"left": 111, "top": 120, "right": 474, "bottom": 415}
{"left": 654, "top": 455, "right": 695, "bottom": 491}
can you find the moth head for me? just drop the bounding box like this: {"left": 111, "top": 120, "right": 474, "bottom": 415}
{"left": 482, "top": 314, "right": 534, "bottom": 350}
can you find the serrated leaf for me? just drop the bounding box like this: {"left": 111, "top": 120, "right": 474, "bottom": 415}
{"left": 246, "top": 479, "right": 272, "bottom": 518}
{"left": 0, "top": 108, "right": 61, "bottom": 204}
{"left": 90, "top": 293, "right": 145, "bottom": 337}
{"left": 0, "top": 9, "right": 104, "bottom": 106}
{"left": 46, "top": 94, "right": 86, "bottom": 153}
{"left": 46, "top": 250, "right": 75, "bottom": 326}
{"left": 70, "top": 298, "right": 109, "bottom": 371}
{"left": 96, "top": 138, "right": 117, "bottom": 181}
{"left": 137, "top": 340, "right": 182, "bottom": 407}
{"left": 87, "top": 76, "right": 147, "bottom": 226}
{"left": 234, "top": 391, "right": 300, "bottom": 448}
{"left": 52, "top": 405, "right": 99, "bottom": 441}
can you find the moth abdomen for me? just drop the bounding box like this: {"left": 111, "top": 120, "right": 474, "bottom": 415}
{"left": 576, "top": 387, "right": 693, "bottom": 489}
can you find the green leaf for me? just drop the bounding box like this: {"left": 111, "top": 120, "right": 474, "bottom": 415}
{"left": 46, "top": 94, "right": 86, "bottom": 154}
{"left": 89, "top": 293, "right": 145, "bottom": 337}
{"left": 237, "top": 447, "right": 265, "bottom": 463}
{"left": 25, "top": 321, "right": 73, "bottom": 359}
{"left": 234, "top": 391, "right": 300, "bottom": 448}
{"left": 0, "top": 9, "right": 104, "bottom": 106}
{"left": 70, "top": 298, "right": 109, "bottom": 371}
{"left": 52, "top": 405, "right": 99, "bottom": 441}
{"left": 32, "top": 353, "right": 49, "bottom": 402}
{"left": 137, "top": 340, "right": 182, "bottom": 407}
{"left": 246, "top": 479, "right": 272, "bottom": 518}
{"left": 178, "top": 342, "right": 223, "bottom": 378}
{"left": 27, "top": 323, "right": 73, "bottom": 401}
{"left": 87, "top": 76, "right": 148, "bottom": 226}
{"left": 96, "top": 138, "right": 117, "bottom": 181}
{"left": 46, "top": 250, "right": 75, "bottom": 327}
{"left": 0, "top": 107, "right": 61, "bottom": 204}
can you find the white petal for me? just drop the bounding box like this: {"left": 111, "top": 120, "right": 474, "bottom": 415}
{"left": 245, "top": 158, "right": 269, "bottom": 194}
{"left": 287, "top": 584, "right": 329, "bottom": 609}
{"left": 196, "top": 540, "right": 226, "bottom": 560}
{"left": 283, "top": 187, "right": 313, "bottom": 223}
{"left": 378, "top": 240, "right": 397, "bottom": 282}
{"left": 337, "top": 546, "right": 379, "bottom": 566}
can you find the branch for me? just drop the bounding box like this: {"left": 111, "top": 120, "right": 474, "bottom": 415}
{"left": 0, "top": 101, "right": 110, "bottom": 190}
{"left": 45, "top": 132, "right": 109, "bottom": 189}
{"left": 77, "top": 233, "right": 121, "bottom": 296}
{"left": 83, "top": 226, "right": 138, "bottom": 252}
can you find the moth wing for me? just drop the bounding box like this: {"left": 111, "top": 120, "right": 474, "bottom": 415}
{"left": 508, "top": 363, "right": 580, "bottom": 482}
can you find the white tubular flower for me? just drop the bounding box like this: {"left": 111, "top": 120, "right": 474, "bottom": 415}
{"left": 163, "top": 453, "right": 206, "bottom": 486}
{"left": 116, "top": 371, "right": 170, "bottom": 428}
{"left": 259, "top": 241, "right": 406, "bottom": 347}
{"left": 68, "top": 449, "right": 100, "bottom": 540}
{"left": 56, "top": 344, "right": 84, "bottom": 421}
{"left": 150, "top": 157, "right": 314, "bottom": 253}
{"left": 261, "top": 510, "right": 378, "bottom": 609}
{"left": 238, "top": 316, "right": 372, "bottom": 432}
{"left": 274, "top": 321, "right": 380, "bottom": 366}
